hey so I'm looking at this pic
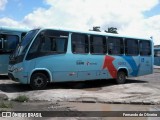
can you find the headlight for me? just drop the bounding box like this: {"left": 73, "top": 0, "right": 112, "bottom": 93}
{"left": 14, "top": 67, "right": 24, "bottom": 72}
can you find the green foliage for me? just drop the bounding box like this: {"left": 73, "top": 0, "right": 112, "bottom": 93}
{"left": 0, "top": 101, "right": 12, "bottom": 108}
{"left": 13, "top": 95, "right": 29, "bottom": 102}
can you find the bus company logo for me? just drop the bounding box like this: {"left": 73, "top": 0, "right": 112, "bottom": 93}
{"left": 86, "top": 61, "right": 90, "bottom": 66}
{"left": 76, "top": 60, "right": 84, "bottom": 65}
{"left": 2, "top": 112, "right": 42, "bottom": 117}
{"left": 2, "top": 112, "right": 11, "bottom": 117}
{"left": 86, "top": 61, "right": 97, "bottom": 66}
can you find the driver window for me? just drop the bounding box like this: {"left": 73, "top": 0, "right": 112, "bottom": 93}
{"left": 40, "top": 36, "right": 67, "bottom": 53}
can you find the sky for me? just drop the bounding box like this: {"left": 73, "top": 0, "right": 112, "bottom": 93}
{"left": 0, "top": 0, "right": 160, "bottom": 45}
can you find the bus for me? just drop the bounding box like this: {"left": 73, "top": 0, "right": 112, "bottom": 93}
{"left": 0, "top": 27, "right": 28, "bottom": 75}
{"left": 154, "top": 48, "right": 160, "bottom": 66}
{"left": 8, "top": 28, "right": 154, "bottom": 90}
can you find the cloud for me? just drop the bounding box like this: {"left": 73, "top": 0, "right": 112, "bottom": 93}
{"left": 0, "top": 0, "right": 7, "bottom": 11}
{"left": 144, "top": 15, "right": 160, "bottom": 44}
{"left": 23, "top": 0, "right": 160, "bottom": 44}
{"left": 23, "top": 0, "right": 157, "bottom": 28}
{"left": 0, "top": 17, "right": 28, "bottom": 28}
{"left": 1, "top": 0, "right": 160, "bottom": 44}
{"left": 0, "top": 17, "right": 19, "bottom": 26}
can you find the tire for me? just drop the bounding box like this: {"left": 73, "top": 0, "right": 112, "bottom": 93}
{"left": 116, "top": 71, "right": 126, "bottom": 84}
{"left": 30, "top": 73, "right": 48, "bottom": 90}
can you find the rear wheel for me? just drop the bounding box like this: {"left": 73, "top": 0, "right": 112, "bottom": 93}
{"left": 30, "top": 73, "right": 48, "bottom": 90}
{"left": 116, "top": 71, "right": 126, "bottom": 84}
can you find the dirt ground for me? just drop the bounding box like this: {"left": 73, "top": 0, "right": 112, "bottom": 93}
{"left": 1, "top": 100, "right": 160, "bottom": 120}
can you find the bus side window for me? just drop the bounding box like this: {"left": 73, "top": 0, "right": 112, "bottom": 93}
{"left": 90, "top": 35, "right": 106, "bottom": 54}
{"left": 41, "top": 37, "right": 52, "bottom": 52}
{"left": 71, "top": 33, "right": 89, "bottom": 54}
{"left": 154, "top": 51, "right": 157, "bottom": 57}
{"left": 0, "top": 34, "right": 19, "bottom": 53}
{"left": 0, "top": 38, "right": 2, "bottom": 50}
{"left": 56, "top": 38, "right": 67, "bottom": 53}
{"left": 107, "top": 37, "right": 123, "bottom": 55}
{"left": 140, "top": 40, "right": 151, "bottom": 56}
{"left": 40, "top": 37, "right": 67, "bottom": 53}
{"left": 125, "top": 39, "right": 138, "bottom": 56}
{"left": 155, "top": 50, "right": 160, "bottom": 57}
{"left": 5, "top": 35, "right": 19, "bottom": 51}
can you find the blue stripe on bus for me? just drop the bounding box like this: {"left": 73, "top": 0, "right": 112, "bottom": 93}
{"left": 121, "top": 56, "right": 140, "bottom": 76}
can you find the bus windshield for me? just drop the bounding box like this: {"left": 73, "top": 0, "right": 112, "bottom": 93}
{"left": 13, "top": 29, "right": 39, "bottom": 57}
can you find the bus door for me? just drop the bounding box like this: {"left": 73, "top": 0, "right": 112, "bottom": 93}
{"left": 139, "top": 40, "right": 153, "bottom": 75}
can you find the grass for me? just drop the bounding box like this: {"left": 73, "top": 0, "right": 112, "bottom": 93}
{"left": 13, "top": 95, "right": 29, "bottom": 102}
{"left": 0, "top": 101, "right": 12, "bottom": 108}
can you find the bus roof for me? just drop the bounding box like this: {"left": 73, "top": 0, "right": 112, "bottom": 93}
{"left": 0, "top": 26, "right": 29, "bottom": 32}
{"left": 38, "top": 27, "right": 152, "bottom": 41}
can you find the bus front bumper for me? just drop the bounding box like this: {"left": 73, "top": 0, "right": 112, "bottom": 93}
{"left": 8, "top": 72, "right": 18, "bottom": 82}
{"left": 8, "top": 72, "right": 28, "bottom": 84}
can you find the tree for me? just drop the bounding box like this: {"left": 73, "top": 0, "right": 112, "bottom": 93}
{"left": 105, "top": 27, "right": 118, "bottom": 34}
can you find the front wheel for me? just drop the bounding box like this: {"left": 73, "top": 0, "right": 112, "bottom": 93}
{"left": 30, "top": 73, "right": 48, "bottom": 90}
{"left": 116, "top": 71, "right": 126, "bottom": 84}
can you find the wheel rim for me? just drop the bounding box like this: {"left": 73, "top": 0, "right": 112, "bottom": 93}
{"left": 34, "top": 76, "right": 44, "bottom": 88}
{"left": 119, "top": 74, "right": 124, "bottom": 81}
